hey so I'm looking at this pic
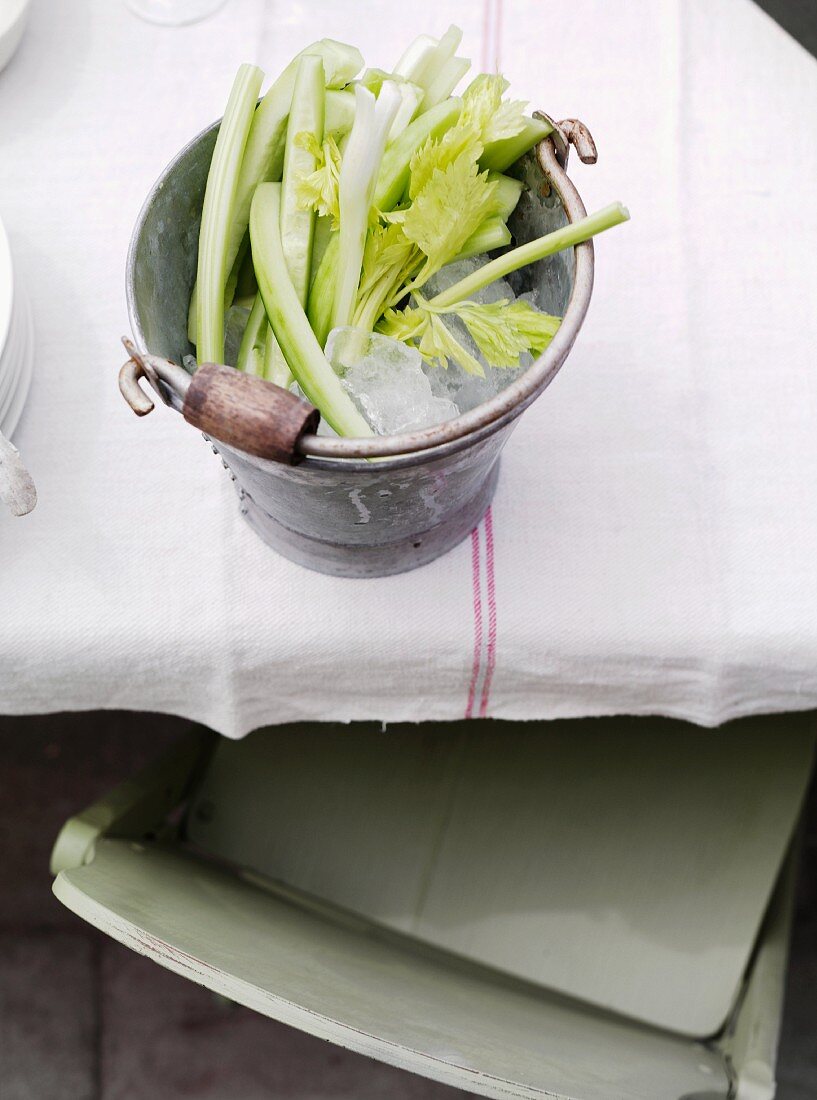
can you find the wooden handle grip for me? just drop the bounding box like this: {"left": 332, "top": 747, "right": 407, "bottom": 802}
{"left": 182, "top": 363, "right": 319, "bottom": 465}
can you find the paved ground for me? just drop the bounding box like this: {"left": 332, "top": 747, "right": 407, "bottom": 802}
{"left": 0, "top": 712, "right": 813, "bottom": 1100}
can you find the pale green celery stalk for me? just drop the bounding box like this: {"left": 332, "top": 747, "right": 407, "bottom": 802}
{"left": 387, "top": 83, "right": 424, "bottom": 143}
{"left": 307, "top": 98, "right": 462, "bottom": 345}
{"left": 374, "top": 97, "right": 462, "bottom": 209}
{"left": 452, "top": 217, "right": 511, "bottom": 262}
{"left": 306, "top": 232, "right": 338, "bottom": 346}
{"left": 310, "top": 216, "right": 333, "bottom": 284}
{"left": 250, "top": 184, "right": 372, "bottom": 438}
{"left": 422, "top": 55, "right": 470, "bottom": 108}
{"left": 393, "top": 34, "right": 438, "bottom": 82}
{"left": 480, "top": 116, "right": 553, "bottom": 172}
{"left": 236, "top": 293, "right": 268, "bottom": 375}
{"left": 325, "top": 89, "right": 355, "bottom": 135}
{"left": 263, "top": 326, "right": 293, "bottom": 388}
{"left": 223, "top": 40, "right": 363, "bottom": 287}
{"left": 196, "top": 63, "right": 264, "bottom": 363}
{"left": 396, "top": 25, "right": 462, "bottom": 97}
{"left": 489, "top": 173, "right": 524, "bottom": 220}
{"left": 280, "top": 55, "right": 325, "bottom": 305}
{"left": 430, "top": 203, "right": 630, "bottom": 308}
{"left": 331, "top": 82, "right": 401, "bottom": 331}
{"left": 187, "top": 239, "right": 248, "bottom": 346}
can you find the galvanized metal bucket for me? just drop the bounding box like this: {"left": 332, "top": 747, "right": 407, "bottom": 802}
{"left": 121, "top": 116, "right": 596, "bottom": 577}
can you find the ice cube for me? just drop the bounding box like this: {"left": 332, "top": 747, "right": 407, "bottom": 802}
{"left": 182, "top": 354, "right": 197, "bottom": 373}
{"left": 326, "top": 327, "right": 458, "bottom": 435}
{"left": 420, "top": 256, "right": 533, "bottom": 414}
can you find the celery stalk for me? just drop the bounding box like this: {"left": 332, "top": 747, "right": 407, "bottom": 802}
{"left": 480, "top": 116, "right": 553, "bottom": 172}
{"left": 263, "top": 326, "right": 293, "bottom": 389}
{"left": 374, "top": 97, "right": 462, "bottom": 210}
{"left": 196, "top": 63, "right": 264, "bottom": 363}
{"left": 393, "top": 35, "right": 438, "bottom": 82}
{"left": 387, "top": 83, "right": 424, "bottom": 143}
{"left": 396, "top": 25, "right": 462, "bottom": 98}
{"left": 310, "top": 216, "right": 333, "bottom": 284}
{"left": 452, "top": 217, "right": 512, "bottom": 262}
{"left": 280, "top": 55, "right": 325, "bottom": 305}
{"left": 223, "top": 41, "right": 362, "bottom": 289}
{"left": 236, "top": 293, "right": 268, "bottom": 376}
{"left": 187, "top": 237, "right": 249, "bottom": 348}
{"left": 306, "top": 97, "right": 462, "bottom": 345}
{"left": 422, "top": 55, "right": 470, "bottom": 108}
{"left": 488, "top": 173, "right": 524, "bottom": 220}
{"left": 306, "top": 232, "right": 338, "bottom": 347}
{"left": 325, "top": 89, "right": 356, "bottom": 135}
{"left": 331, "top": 82, "right": 401, "bottom": 331}
{"left": 430, "top": 203, "right": 631, "bottom": 307}
{"left": 250, "top": 184, "right": 372, "bottom": 438}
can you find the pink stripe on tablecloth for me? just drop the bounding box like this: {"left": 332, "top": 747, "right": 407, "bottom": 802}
{"left": 481, "top": 0, "right": 491, "bottom": 72}
{"left": 494, "top": 0, "right": 504, "bottom": 73}
{"left": 478, "top": 4, "right": 503, "bottom": 717}
{"left": 478, "top": 506, "right": 498, "bottom": 717}
{"left": 464, "top": 526, "right": 484, "bottom": 720}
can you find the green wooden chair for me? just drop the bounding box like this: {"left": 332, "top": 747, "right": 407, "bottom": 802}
{"left": 51, "top": 715, "right": 815, "bottom": 1099}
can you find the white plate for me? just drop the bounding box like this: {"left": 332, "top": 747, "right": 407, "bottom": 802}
{"left": 2, "top": 281, "right": 33, "bottom": 437}
{"left": 0, "top": 213, "right": 12, "bottom": 362}
{"left": 0, "top": 0, "right": 31, "bottom": 75}
{"left": 0, "top": 299, "right": 21, "bottom": 419}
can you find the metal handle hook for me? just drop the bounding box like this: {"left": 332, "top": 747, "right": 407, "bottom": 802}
{"left": 119, "top": 337, "right": 192, "bottom": 416}
{"left": 535, "top": 114, "right": 598, "bottom": 169}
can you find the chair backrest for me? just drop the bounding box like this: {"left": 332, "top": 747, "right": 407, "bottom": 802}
{"left": 185, "top": 714, "right": 814, "bottom": 1037}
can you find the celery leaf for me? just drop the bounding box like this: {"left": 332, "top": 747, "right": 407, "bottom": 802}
{"left": 358, "top": 223, "right": 416, "bottom": 300}
{"left": 399, "top": 151, "right": 498, "bottom": 280}
{"left": 296, "top": 132, "right": 342, "bottom": 229}
{"left": 461, "top": 73, "right": 528, "bottom": 145}
{"left": 450, "top": 298, "right": 561, "bottom": 367}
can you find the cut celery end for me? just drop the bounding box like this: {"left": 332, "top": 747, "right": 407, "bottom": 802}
{"left": 393, "top": 34, "right": 438, "bottom": 83}
{"left": 399, "top": 25, "right": 462, "bottom": 96}
{"left": 488, "top": 172, "right": 524, "bottom": 220}
{"left": 325, "top": 89, "right": 355, "bottom": 135}
{"left": 374, "top": 97, "right": 462, "bottom": 210}
{"left": 251, "top": 184, "right": 372, "bottom": 439}
{"left": 196, "top": 63, "right": 264, "bottom": 364}
{"left": 453, "top": 217, "right": 512, "bottom": 262}
{"left": 480, "top": 116, "right": 553, "bottom": 172}
{"left": 318, "top": 39, "right": 365, "bottom": 88}
{"left": 280, "top": 54, "right": 325, "bottom": 306}
{"left": 422, "top": 55, "right": 470, "bottom": 108}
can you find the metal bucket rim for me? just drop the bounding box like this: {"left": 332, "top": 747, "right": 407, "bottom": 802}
{"left": 126, "top": 116, "right": 594, "bottom": 472}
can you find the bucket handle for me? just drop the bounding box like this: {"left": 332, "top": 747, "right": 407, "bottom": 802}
{"left": 119, "top": 338, "right": 319, "bottom": 465}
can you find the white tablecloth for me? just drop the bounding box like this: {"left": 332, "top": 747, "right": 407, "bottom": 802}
{"left": 0, "top": 0, "right": 815, "bottom": 738}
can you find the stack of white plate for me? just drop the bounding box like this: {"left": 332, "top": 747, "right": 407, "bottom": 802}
{"left": 0, "top": 212, "right": 34, "bottom": 439}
